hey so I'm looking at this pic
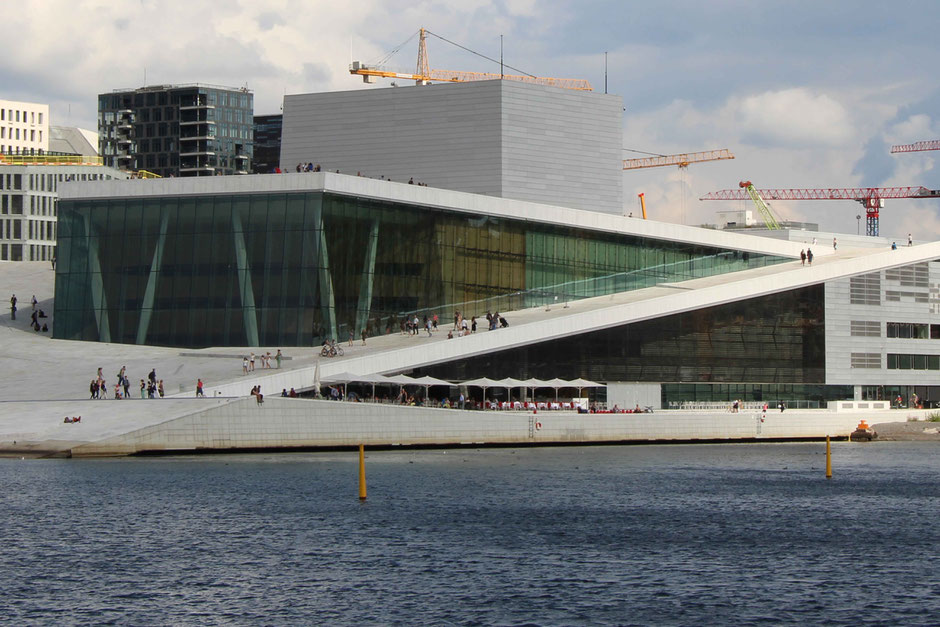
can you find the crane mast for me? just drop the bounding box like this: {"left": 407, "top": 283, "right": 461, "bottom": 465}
{"left": 738, "top": 181, "right": 781, "bottom": 230}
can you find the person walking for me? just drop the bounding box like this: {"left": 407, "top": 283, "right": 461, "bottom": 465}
{"left": 275, "top": 349, "right": 282, "bottom": 369}
{"left": 242, "top": 356, "right": 249, "bottom": 375}
{"left": 908, "top": 233, "right": 913, "bottom": 246}
{"left": 361, "top": 329, "right": 367, "bottom": 345}
{"left": 196, "top": 378, "right": 205, "bottom": 397}
{"left": 806, "top": 248, "right": 814, "bottom": 265}
{"left": 10, "top": 294, "right": 16, "bottom": 320}
{"left": 833, "top": 237, "right": 837, "bottom": 250}
{"left": 800, "top": 249, "right": 806, "bottom": 266}
{"left": 249, "top": 353, "right": 255, "bottom": 371}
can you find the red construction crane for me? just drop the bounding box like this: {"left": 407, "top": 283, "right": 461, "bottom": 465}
{"left": 891, "top": 140, "right": 940, "bottom": 153}
{"left": 700, "top": 184, "right": 940, "bottom": 236}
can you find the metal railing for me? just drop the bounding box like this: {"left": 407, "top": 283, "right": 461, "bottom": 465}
{"left": 0, "top": 154, "right": 103, "bottom": 166}
{"left": 366, "top": 251, "right": 781, "bottom": 335}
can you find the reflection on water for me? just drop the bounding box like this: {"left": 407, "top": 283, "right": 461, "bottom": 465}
{"left": 2, "top": 443, "right": 938, "bottom": 625}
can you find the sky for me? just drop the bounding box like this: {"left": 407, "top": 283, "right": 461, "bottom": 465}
{"left": 5, "top": 0, "right": 940, "bottom": 238}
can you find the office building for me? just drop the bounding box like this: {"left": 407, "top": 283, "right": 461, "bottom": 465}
{"left": 98, "top": 84, "right": 253, "bottom": 177}
{"left": 0, "top": 155, "right": 125, "bottom": 261}
{"left": 252, "top": 114, "right": 282, "bottom": 174}
{"left": 0, "top": 99, "right": 49, "bottom": 155}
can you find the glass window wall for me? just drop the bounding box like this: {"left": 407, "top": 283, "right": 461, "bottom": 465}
{"left": 55, "top": 191, "right": 790, "bottom": 348}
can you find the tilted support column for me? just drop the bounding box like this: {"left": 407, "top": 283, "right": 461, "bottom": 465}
{"left": 232, "top": 209, "right": 260, "bottom": 347}
{"left": 135, "top": 207, "right": 170, "bottom": 344}
{"left": 83, "top": 214, "right": 111, "bottom": 343}
{"left": 355, "top": 219, "right": 380, "bottom": 338}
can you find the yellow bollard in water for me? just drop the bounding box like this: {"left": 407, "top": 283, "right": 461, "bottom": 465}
{"left": 358, "top": 444, "right": 367, "bottom": 500}
{"left": 825, "top": 435, "right": 832, "bottom": 479}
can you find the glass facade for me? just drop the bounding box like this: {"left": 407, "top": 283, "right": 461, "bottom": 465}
{"left": 54, "top": 191, "right": 789, "bottom": 348}
{"left": 416, "top": 286, "right": 826, "bottom": 385}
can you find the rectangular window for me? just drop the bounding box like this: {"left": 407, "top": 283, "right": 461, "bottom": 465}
{"left": 850, "top": 353, "right": 881, "bottom": 369}
{"left": 38, "top": 112, "right": 42, "bottom": 124}
{"left": 913, "top": 354, "right": 927, "bottom": 369}
{"left": 851, "top": 320, "right": 880, "bottom": 337}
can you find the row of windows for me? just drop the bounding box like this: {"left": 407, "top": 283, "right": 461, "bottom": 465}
{"left": 854, "top": 321, "right": 940, "bottom": 339}
{"left": 849, "top": 274, "right": 881, "bottom": 305}
{"left": 886, "top": 322, "right": 940, "bottom": 339}
{"left": 0, "top": 128, "right": 42, "bottom": 142}
{"left": 0, "top": 243, "right": 22, "bottom": 260}
{"left": 0, "top": 172, "right": 111, "bottom": 192}
{"left": 850, "top": 353, "right": 882, "bottom": 369}
{"left": 1, "top": 109, "right": 43, "bottom": 124}
{"left": 0, "top": 217, "right": 56, "bottom": 241}
{"left": 853, "top": 352, "right": 940, "bottom": 370}
{"left": 885, "top": 290, "right": 929, "bottom": 303}
{"left": 887, "top": 353, "right": 940, "bottom": 370}
{"left": 0, "top": 241, "right": 54, "bottom": 261}
{"left": 886, "top": 264, "right": 929, "bottom": 288}
{"left": 0, "top": 218, "right": 21, "bottom": 239}
{"left": 100, "top": 89, "right": 251, "bottom": 110}
{"left": 850, "top": 320, "right": 880, "bottom": 337}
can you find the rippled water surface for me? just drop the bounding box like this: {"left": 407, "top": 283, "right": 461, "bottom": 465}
{"left": 2, "top": 442, "right": 938, "bottom": 625}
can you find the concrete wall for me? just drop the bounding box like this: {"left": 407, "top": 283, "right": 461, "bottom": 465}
{"left": 69, "top": 397, "right": 872, "bottom": 456}
{"left": 606, "top": 383, "right": 661, "bottom": 409}
{"left": 280, "top": 81, "right": 623, "bottom": 214}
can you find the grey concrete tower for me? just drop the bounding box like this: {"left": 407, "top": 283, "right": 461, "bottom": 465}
{"left": 280, "top": 80, "right": 623, "bottom": 214}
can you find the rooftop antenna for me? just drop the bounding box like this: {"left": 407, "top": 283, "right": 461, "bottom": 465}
{"left": 604, "top": 51, "right": 608, "bottom": 94}
{"left": 500, "top": 35, "right": 504, "bottom": 79}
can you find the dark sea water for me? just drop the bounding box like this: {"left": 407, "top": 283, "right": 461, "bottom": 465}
{"left": 2, "top": 442, "right": 938, "bottom": 625}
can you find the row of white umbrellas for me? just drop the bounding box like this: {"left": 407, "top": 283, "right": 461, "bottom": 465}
{"left": 314, "top": 366, "right": 602, "bottom": 401}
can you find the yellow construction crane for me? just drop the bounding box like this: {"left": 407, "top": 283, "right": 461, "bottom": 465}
{"left": 623, "top": 149, "right": 734, "bottom": 170}
{"left": 350, "top": 28, "right": 593, "bottom": 91}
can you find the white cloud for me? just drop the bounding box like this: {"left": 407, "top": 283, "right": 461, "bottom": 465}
{"left": 733, "top": 88, "right": 855, "bottom": 148}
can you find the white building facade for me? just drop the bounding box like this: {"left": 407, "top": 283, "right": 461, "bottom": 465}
{"left": 0, "top": 99, "right": 49, "bottom": 155}
{"left": 0, "top": 162, "right": 126, "bottom": 261}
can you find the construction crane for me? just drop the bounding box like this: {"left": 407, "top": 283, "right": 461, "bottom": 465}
{"left": 891, "top": 140, "right": 940, "bottom": 153}
{"left": 623, "top": 149, "right": 735, "bottom": 170}
{"left": 700, "top": 184, "right": 940, "bottom": 237}
{"left": 737, "top": 181, "right": 781, "bottom": 230}
{"left": 350, "top": 28, "right": 593, "bottom": 91}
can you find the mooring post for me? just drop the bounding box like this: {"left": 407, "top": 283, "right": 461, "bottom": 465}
{"left": 358, "top": 444, "right": 367, "bottom": 500}
{"left": 825, "top": 435, "right": 832, "bottom": 479}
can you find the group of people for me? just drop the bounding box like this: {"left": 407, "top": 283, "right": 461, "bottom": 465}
{"left": 9, "top": 294, "right": 50, "bottom": 332}
{"left": 250, "top": 385, "right": 264, "bottom": 405}
{"left": 242, "top": 350, "right": 282, "bottom": 374}
{"left": 89, "top": 366, "right": 163, "bottom": 399}
{"left": 799, "top": 248, "right": 815, "bottom": 265}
